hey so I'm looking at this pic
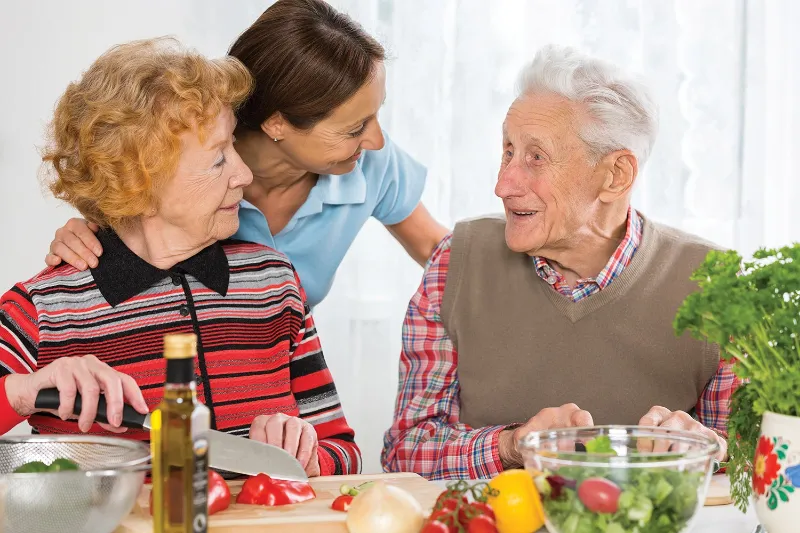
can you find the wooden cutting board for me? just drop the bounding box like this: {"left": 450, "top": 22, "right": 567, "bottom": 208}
{"left": 115, "top": 472, "right": 442, "bottom": 533}
{"left": 704, "top": 474, "right": 733, "bottom": 506}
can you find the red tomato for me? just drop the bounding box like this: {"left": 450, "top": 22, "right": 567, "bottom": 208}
{"left": 428, "top": 510, "right": 458, "bottom": 532}
{"left": 330, "top": 494, "right": 353, "bottom": 512}
{"left": 438, "top": 497, "right": 460, "bottom": 513}
{"left": 577, "top": 477, "right": 622, "bottom": 514}
{"left": 458, "top": 501, "right": 496, "bottom": 524}
{"left": 420, "top": 521, "right": 452, "bottom": 533}
{"left": 467, "top": 514, "right": 499, "bottom": 533}
{"left": 435, "top": 490, "right": 468, "bottom": 509}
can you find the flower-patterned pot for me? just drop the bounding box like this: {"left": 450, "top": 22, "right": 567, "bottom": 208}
{"left": 754, "top": 411, "right": 800, "bottom": 532}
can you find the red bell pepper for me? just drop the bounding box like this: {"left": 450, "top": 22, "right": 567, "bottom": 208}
{"left": 149, "top": 470, "right": 231, "bottom": 516}
{"left": 331, "top": 494, "right": 354, "bottom": 512}
{"left": 207, "top": 470, "right": 232, "bottom": 515}
{"left": 235, "top": 473, "right": 316, "bottom": 506}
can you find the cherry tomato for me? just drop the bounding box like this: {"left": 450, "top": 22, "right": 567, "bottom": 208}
{"left": 577, "top": 477, "right": 622, "bottom": 514}
{"left": 330, "top": 494, "right": 353, "bottom": 512}
{"left": 438, "top": 497, "right": 460, "bottom": 513}
{"left": 420, "top": 520, "right": 452, "bottom": 533}
{"left": 428, "top": 510, "right": 458, "bottom": 532}
{"left": 435, "top": 491, "right": 468, "bottom": 509}
{"left": 458, "top": 501, "right": 496, "bottom": 524}
{"left": 467, "top": 514, "right": 499, "bottom": 533}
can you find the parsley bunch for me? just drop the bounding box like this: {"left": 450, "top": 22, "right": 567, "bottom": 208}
{"left": 674, "top": 245, "right": 800, "bottom": 511}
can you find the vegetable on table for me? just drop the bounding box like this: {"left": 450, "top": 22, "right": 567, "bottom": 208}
{"left": 345, "top": 480, "right": 425, "bottom": 533}
{"left": 537, "top": 436, "right": 704, "bottom": 533}
{"left": 236, "top": 473, "right": 316, "bottom": 506}
{"left": 331, "top": 494, "right": 354, "bottom": 512}
{"left": 150, "top": 469, "right": 231, "bottom": 516}
{"left": 13, "top": 458, "right": 79, "bottom": 473}
{"left": 340, "top": 480, "right": 374, "bottom": 497}
{"left": 485, "top": 470, "right": 544, "bottom": 533}
{"left": 420, "top": 479, "right": 505, "bottom": 533}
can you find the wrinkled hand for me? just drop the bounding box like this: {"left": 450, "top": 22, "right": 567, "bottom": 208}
{"left": 499, "top": 403, "right": 594, "bottom": 469}
{"left": 45, "top": 218, "right": 102, "bottom": 270}
{"left": 4, "top": 354, "right": 148, "bottom": 433}
{"left": 249, "top": 414, "right": 320, "bottom": 477}
{"left": 638, "top": 406, "right": 727, "bottom": 461}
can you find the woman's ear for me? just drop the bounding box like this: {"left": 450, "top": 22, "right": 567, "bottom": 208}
{"left": 598, "top": 150, "right": 638, "bottom": 203}
{"left": 260, "top": 112, "right": 285, "bottom": 141}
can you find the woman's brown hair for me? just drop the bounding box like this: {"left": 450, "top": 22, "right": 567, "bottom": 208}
{"left": 229, "top": 0, "right": 386, "bottom": 131}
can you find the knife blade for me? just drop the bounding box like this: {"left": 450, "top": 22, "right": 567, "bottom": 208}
{"left": 34, "top": 388, "right": 308, "bottom": 482}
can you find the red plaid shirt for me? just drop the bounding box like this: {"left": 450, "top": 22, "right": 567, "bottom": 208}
{"left": 382, "top": 209, "right": 741, "bottom": 480}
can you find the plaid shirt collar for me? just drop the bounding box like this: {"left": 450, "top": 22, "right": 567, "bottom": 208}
{"left": 533, "top": 207, "right": 643, "bottom": 298}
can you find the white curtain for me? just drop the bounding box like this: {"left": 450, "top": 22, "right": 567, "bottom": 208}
{"left": 1, "top": 0, "right": 797, "bottom": 474}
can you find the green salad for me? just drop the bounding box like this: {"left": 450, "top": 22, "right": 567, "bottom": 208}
{"left": 536, "top": 436, "right": 705, "bottom": 533}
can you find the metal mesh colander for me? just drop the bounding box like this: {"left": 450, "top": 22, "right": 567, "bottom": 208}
{"left": 0, "top": 435, "right": 150, "bottom": 533}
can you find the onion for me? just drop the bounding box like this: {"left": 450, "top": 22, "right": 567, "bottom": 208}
{"left": 345, "top": 480, "right": 425, "bottom": 533}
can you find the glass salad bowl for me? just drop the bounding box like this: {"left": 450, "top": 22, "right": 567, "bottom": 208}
{"left": 520, "top": 425, "right": 719, "bottom": 533}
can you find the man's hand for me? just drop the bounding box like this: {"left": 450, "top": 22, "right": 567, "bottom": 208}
{"left": 638, "top": 406, "right": 727, "bottom": 461}
{"left": 249, "top": 413, "right": 321, "bottom": 477}
{"left": 498, "top": 403, "right": 593, "bottom": 469}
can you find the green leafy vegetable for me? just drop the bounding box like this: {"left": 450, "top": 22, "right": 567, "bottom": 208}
{"left": 543, "top": 465, "right": 704, "bottom": 533}
{"left": 13, "top": 461, "right": 49, "bottom": 473}
{"left": 47, "top": 458, "right": 79, "bottom": 472}
{"left": 673, "top": 245, "right": 800, "bottom": 511}
{"left": 13, "top": 458, "right": 79, "bottom": 473}
{"left": 585, "top": 436, "right": 616, "bottom": 455}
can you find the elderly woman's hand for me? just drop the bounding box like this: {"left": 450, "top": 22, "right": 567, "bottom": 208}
{"left": 45, "top": 218, "right": 102, "bottom": 271}
{"left": 249, "top": 413, "right": 321, "bottom": 477}
{"left": 4, "top": 355, "right": 148, "bottom": 433}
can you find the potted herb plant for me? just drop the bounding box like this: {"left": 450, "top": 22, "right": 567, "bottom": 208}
{"left": 674, "top": 244, "right": 800, "bottom": 532}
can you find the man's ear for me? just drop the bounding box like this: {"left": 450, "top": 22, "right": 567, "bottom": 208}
{"left": 260, "top": 112, "right": 285, "bottom": 141}
{"left": 597, "top": 150, "right": 638, "bottom": 203}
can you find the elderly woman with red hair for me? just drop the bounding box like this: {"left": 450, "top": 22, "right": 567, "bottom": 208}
{"left": 0, "top": 37, "right": 359, "bottom": 477}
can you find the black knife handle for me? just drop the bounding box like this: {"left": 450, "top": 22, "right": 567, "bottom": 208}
{"left": 34, "top": 387, "right": 148, "bottom": 429}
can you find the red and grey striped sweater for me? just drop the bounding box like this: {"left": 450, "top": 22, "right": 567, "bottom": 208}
{"left": 0, "top": 231, "right": 360, "bottom": 476}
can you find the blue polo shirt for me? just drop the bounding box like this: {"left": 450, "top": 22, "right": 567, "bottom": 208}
{"left": 233, "top": 133, "right": 426, "bottom": 308}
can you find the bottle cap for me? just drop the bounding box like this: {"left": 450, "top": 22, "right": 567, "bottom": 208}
{"left": 163, "top": 333, "right": 197, "bottom": 360}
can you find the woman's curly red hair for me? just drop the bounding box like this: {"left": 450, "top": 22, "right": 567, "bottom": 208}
{"left": 42, "top": 37, "right": 253, "bottom": 229}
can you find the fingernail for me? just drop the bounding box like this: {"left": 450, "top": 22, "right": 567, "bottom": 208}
{"left": 94, "top": 247, "right": 102, "bottom": 256}
{"left": 78, "top": 261, "right": 87, "bottom": 270}
{"left": 89, "top": 260, "right": 98, "bottom": 268}
{"left": 112, "top": 413, "right": 121, "bottom": 426}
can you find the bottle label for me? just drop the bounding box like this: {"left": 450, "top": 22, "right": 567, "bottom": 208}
{"left": 191, "top": 408, "right": 210, "bottom": 533}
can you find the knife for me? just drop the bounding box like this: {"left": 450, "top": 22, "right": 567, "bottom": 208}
{"left": 34, "top": 388, "right": 308, "bottom": 482}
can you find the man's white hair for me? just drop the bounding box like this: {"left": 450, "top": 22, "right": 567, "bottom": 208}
{"left": 516, "top": 45, "right": 659, "bottom": 166}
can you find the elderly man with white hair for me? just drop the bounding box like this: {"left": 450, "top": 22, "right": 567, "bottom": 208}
{"left": 381, "top": 45, "right": 739, "bottom": 480}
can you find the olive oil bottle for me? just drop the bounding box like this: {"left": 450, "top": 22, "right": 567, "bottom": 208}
{"left": 151, "top": 333, "right": 210, "bottom": 533}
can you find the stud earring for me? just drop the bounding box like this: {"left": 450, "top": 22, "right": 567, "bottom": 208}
{"left": 273, "top": 138, "right": 279, "bottom": 142}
